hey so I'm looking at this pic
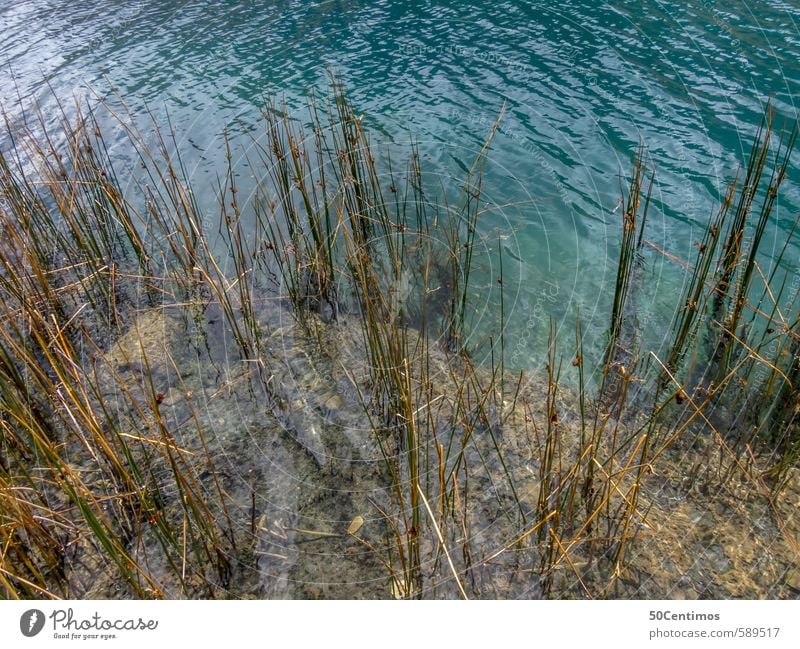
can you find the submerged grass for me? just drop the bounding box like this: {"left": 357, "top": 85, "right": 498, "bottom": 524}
{"left": 0, "top": 84, "right": 798, "bottom": 599}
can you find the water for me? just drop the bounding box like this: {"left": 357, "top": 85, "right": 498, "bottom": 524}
{"left": 2, "top": 0, "right": 800, "bottom": 599}
{"left": 2, "top": 0, "right": 799, "bottom": 363}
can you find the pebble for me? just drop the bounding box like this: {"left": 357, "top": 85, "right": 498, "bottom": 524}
{"left": 673, "top": 586, "right": 698, "bottom": 600}
{"left": 786, "top": 569, "right": 800, "bottom": 592}
{"left": 324, "top": 394, "right": 343, "bottom": 412}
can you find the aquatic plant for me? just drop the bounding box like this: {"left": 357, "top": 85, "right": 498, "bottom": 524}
{"left": 0, "top": 85, "right": 797, "bottom": 600}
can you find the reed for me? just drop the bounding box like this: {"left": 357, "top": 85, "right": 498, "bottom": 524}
{"left": 1, "top": 84, "right": 797, "bottom": 600}
{"left": 0, "top": 101, "right": 250, "bottom": 598}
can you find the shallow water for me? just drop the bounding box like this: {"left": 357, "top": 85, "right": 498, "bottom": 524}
{"left": 2, "top": 1, "right": 800, "bottom": 600}
{"left": 2, "top": 0, "right": 799, "bottom": 364}
{"left": 79, "top": 297, "right": 800, "bottom": 600}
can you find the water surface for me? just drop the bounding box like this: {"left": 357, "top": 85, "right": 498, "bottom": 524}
{"left": 2, "top": 0, "right": 800, "bottom": 600}
{"left": 3, "top": 1, "right": 799, "bottom": 362}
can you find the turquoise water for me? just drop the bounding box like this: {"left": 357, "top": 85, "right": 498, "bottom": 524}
{"left": 2, "top": 0, "right": 799, "bottom": 364}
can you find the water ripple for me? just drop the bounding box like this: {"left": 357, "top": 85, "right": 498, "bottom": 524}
{"left": 1, "top": 0, "right": 799, "bottom": 349}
